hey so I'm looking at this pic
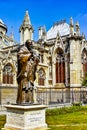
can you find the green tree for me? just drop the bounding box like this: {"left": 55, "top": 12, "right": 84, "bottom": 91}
{"left": 82, "top": 72, "right": 87, "bottom": 86}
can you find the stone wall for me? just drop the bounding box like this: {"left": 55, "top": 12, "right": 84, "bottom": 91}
{"left": 0, "top": 86, "right": 17, "bottom": 105}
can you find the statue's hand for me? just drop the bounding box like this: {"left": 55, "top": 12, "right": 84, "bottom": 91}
{"left": 27, "top": 53, "right": 32, "bottom": 61}
{"left": 34, "top": 57, "right": 40, "bottom": 64}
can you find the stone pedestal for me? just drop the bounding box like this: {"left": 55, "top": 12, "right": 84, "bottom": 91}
{"left": 3, "top": 104, "right": 47, "bottom": 130}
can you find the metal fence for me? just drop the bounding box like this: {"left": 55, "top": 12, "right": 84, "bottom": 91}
{"left": 36, "top": 87, "right": 87, "bottom": 106}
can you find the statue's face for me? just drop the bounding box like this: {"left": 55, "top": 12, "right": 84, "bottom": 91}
{"left": 26, "top": 41, "right": 33, "bottom": 50}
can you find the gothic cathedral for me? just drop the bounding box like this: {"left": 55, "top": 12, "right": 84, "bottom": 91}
{"left": 0, "top": 11, "right": 87, "bottom": 109}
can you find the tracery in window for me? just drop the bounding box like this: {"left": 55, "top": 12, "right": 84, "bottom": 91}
{"left": 38, "top": 68, "right": 45, "bottom": 86}
{"left": 39, "top": 54, "right": 44, "bottom": 63}
{"left": 3, "top": 63, "right": 13, "bottom": 84}
{"left": 55, "top": 50, "right": 65, "bottom": 83}
{"left": 82, "top": 50, "right": 87, "bottom": 76}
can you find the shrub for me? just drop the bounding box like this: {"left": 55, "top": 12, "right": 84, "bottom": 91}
{"left": 72, "top": 102, "right": 82, "bottom": 106}
{"left": 81, "top": 72, "right": 87, "bottom": 86}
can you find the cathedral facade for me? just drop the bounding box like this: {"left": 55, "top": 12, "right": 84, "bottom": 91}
{"left": 0, "top": 11, "right": 87, "bottom": 109}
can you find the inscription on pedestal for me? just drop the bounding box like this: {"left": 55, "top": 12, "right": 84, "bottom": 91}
{"left": 25, "top": 110, "right": 45, "bottom": 127}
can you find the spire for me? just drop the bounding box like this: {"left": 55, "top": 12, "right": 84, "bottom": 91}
{"left": 56, "top": 31, "right": 60, "bottom": 38}
{"left": 23, "top": 10, "right": 31, "bottom": 25}
{"left": 82, "top": 32, "right": 85, "bottom": 38}
{"left": 38, "top": 26, "right": 46, "bottom": 40}
{"left": 56, "top": 31, "right": 60, "bottom": 42}
{"left": 75, "top": 21, "right": 80, "bottom": 36}
{"left": 19, "top": 10, "right": 33, "bottom": 44}
{"left": 70, "top": 17, "right": 74, "bottom": 35}
{"left": 70, "top": 17, "right": 74, "bottom": 26}
{"left": 10, "top": 26, "right": 14, "bottom": 40}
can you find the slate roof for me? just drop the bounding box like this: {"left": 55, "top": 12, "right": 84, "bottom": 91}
{"left": 47, "top": 22, "right": 70, "bottom": 40}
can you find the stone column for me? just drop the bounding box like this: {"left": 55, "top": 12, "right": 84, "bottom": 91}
{"left": 33, "top": 88, "right": 37, "bottom": 104}
{"left": 65, "top": 55, "right": 69, "bottom": 86}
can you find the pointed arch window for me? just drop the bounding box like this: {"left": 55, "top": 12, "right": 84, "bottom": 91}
{"left": 39, "top": 54, "right": 44, "bottom": 63}
{"left": 55, "top": 51, "right": 65, "bottom": 83}
{"left": 38, "top": 69, "right": 45, "bottom": 86}
{"left": 3, "top": 63, "right": 13, "bottom": 84}
{"left": 82, "top": 51, "right": 87, "bottom": 76}
{"left": 83, "top": 61, "right": 87, "bottom": 75}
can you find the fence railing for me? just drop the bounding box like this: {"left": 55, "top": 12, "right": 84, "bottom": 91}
{"left": 36, "top": 87, "right": 87, "bottom": 106}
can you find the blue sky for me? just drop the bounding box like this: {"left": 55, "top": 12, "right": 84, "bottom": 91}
{"left": 0, "top": 0, "right": 87, "bottom": 42}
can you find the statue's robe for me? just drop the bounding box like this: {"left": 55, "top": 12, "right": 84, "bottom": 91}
{"left": 16, "top": 45, "right": 39, "bottom": 104}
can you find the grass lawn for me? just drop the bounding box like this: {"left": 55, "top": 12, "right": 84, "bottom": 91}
{"left": 49, "top": 125, "right": 87, "bottom": 130}
{"left": 0, "top": 115, "right": 6, "bottom": 130}
{"left": 46, "top": 106, "right": 87, "bottom": 130}
{"left": 0, "top": 106, "right": 87, "bottom": 130}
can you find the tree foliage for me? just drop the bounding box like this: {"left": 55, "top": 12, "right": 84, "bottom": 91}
{"left": 82, "top": 72, "right": 87, "bottom": 86}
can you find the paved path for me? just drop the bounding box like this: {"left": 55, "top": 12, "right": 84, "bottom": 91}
{"left": 49, "top": 124, "right": 87, "bottom": 126}
{"left": 0, "top": 111, "right": 6, "bottom": 115}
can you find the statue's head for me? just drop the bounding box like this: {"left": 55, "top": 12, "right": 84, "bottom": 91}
{"left": 25, "top": 39, "right": 33, "bottom": 50}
